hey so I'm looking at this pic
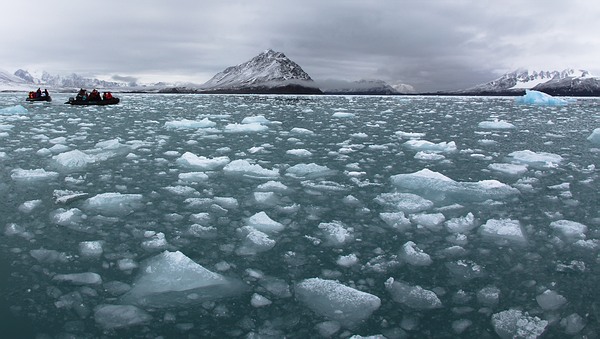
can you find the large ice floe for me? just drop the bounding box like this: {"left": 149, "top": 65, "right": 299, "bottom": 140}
{"left": 389, "top": 168, "right": 519, "bottom": 203}
{"left": 120, "top": 251, "right": 246, "bottom": 308}
{"left": 515, "top": 89, "right": 569, "bottom": 105}
{"left": 295, "top": 278, "right": 381, "bottom": 328}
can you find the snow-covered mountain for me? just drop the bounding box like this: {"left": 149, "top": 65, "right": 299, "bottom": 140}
{"left": 319, "top": 79, "right": 401, "bottom": 95}
{"left": 13, "top": 69, "right": 127, "bottom": 89}
{"left": 456, "top": 69, "right": 600, "bottom": 96}
{"left": 198, "top": 49, "right": 322, "bottom": 94}
{"left": 0, "top": 68, "right": 30, "bottom": 91}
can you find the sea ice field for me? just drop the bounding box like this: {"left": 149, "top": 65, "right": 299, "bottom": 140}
{"left": 0, "top": 92, "right": 599, "bottom": 338}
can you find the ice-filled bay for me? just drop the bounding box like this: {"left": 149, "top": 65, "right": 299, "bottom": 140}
{"left": 0, "top": 93, "right": 599, "bottom": 338}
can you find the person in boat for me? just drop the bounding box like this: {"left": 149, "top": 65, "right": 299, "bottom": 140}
{"left": 76, "top": 89, "right": 88, "bottom": 101}
{"left": 104, "top": 91, "right": 113, "bottom": 100}
{"left": 89, "top": 89, "right": 101, "bottom": 101}
{"left": 28, "top": 91, "right": 35, "bottom": 99}
{"left": 36, "top": 88, "right": 42, "bottom": 98}
{"left": 43, "top": 89, "right": 49, "bottom": 97}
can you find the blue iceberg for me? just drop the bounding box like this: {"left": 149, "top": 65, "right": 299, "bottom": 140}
{"left": 0, "top": 104, "right": 28, "bottom": 115}
{"left": 515, "top": 90, "right": 569, "bottom": 106}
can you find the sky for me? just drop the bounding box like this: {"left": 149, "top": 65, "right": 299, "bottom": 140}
{"left": 1, "top": 0, "right": 599, "bottom": 92}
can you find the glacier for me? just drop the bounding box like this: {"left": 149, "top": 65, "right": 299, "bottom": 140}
{"left": 0, "top": 92, "right": 599, "bottom": 338}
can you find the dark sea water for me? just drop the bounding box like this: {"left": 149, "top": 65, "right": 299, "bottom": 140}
{"left": 0, "top": 93, "right": 599, "bottom": 338}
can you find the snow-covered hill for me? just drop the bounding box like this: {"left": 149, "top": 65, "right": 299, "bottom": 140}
{"left": 455, "top": 69, "right": 600, "bottom": 96}
{"left": 198, "top": 49, "right": 322, "bottom": 94}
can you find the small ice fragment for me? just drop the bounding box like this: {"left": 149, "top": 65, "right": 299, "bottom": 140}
{"left": 385, "top": 278, "right": 442, "bottom": 310}
{"left": 479, "top": 219, "right": 526, "bottom": 245}
{"left": 400, "top": 241, "right": 432, "bottom": 266}
{"left": 250, "top": 293, "right": 272, "bottom": 307}
{"left": 53, "top": 272, "right": 102, "bottom": 285}
{"left": 491, "top": 309, "right": 548, "bottom": 338}
{"left": 536, "top": 289, "right": 567, "bottom": 311}
{"left": 94, "top": 304, "right": 152, "bottom": 330}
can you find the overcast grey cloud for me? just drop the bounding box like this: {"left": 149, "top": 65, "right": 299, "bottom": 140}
{"left": 1, "top": 0, "right": 598, "bottom": 91}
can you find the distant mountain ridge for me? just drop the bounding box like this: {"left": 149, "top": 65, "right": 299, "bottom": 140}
{"left": 13, "top": 69, "right": 127, "bottom": 89}
{"left": 453, "top": 68, "right": 600, "bottom": 96}
{"left": 320, "top": 79, "right": 401, "bottom": 95}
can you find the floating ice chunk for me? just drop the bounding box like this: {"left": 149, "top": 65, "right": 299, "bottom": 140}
{"left": 256, "top": 278, "right": 290, "bottom": 300}
{"left": 515, "top": 89, "right": 568, "bottom": 106}
{"left": 250, "top": 293, "right": 272, "bottom": 307}
{"left": 316, "top": 321, "right": 341, "bottom": 337}
{"left": 295, "top": 278, "right": 381, "bottom": 328}
{"left": 286, "top": 149, "right": 313, "bottom": 157}
{"left": 479, "top": 219, "right": 526, "bottom": 245}
{"left": 337, "top": 253, "right": 359, "bottom": 267}
{"left": 164, "top": 118, "right": 216, "bottom": 129}
{"left": 549, "top": 220, "right": 587, "bottom": 241}
{"left": 52, "top": 150, "right": 96, "bottom": 170}
{"left": 253, "top": 191, "right": 279, "bottom": 206}
{"left": 390, "top": 169, "right": 519, "bottom": 203}
{"left": 488, "top": 163, "right": 529, "bottom": 176}
{"left": 95, "top": 138, "right": 123, "bottom": 150}
{"left": 379, "top": 212, "right": 412, "bottom": 231}
{"left": 560, "top": 313, "right": 586, "bottom": 335}
{"left": 4, "top": 223, "right": 33, "bottom": 239}
{"left": 290, "top": 127, "right": 314, "bottom": 135}
{"left": 506, "top": 150, "right": 563, "bottom": 169}
{"left": 118, "top": 258, "right": 139, "bottom": 271}
{"left": 478, "top": 119, "right": 515, "bottom": 129}
{"left": 400, "top": 241, "right": 432, "bottom": 266}
{"left": 0, "top": 104, "right": 28, "bottom": 115}
{"left": 477, "top": 286, "right": 500, "bottom": 307}
{"left": 536, "top": 289, "right": 567, "bottom": 311}
{"left": 224, "top": 122, "right": 268, "bottom": 133}
{"left": 121, "top": 251, "right": 246, "bottom": 307}
{"left": 247, "top": 211, "right": 284, "bottom": 233}
{"left": 30, "top": 249, "right": 70, "bottom": 263}
{"left": 410, "top": 213, "right": 445, "bottom": 231}
{"left": 374, "top": 192, "right": 434, "bottom": 213}
{"left": 414, "top": 151, "right": 445, "bottom": 161}
{"left": 176, "top": 152, "right": 230, "bottom": 170}
{"left": 79, "top": 241, "right": 103, "bottom": 258}
{"left": 242, "top": 115, "right": 270, "bottom": 124}
{"left": 318, "top": 221, "right": 354, "bottom": 247}
{"left": 332, "top": 112, "right": 355, "bottom": 118}
{"left": 50, "top": 208, "right": 85, "bottom": 227}
{"left": 141, "top": 232, "right": 169, "bottom": 251}
{"left": 53, "top": 272, "right": 102, "bottom": 285}
{"left": 492, "top": 309, "right": 548, "bottom": 339}
{"left": 256, "top": 180, "right": 289, "bottom": 193}
{"left": 445, "top": 213, "right": 477, "bottom": 233}
{"left": 385, "top": 278, "right": 442, "bottom": 310}
{"left": 19, "top": 199, "right": 42, "bottom": 213}
{"left": 53, "top": 189, "right": 88, "bottom": 204}
{"left": 0, "top": 123, "right": 15, "bottom": 130}
{"left": 446, "top": 260, "right": 485, "bottom": 281}
{"left": 404, "top": 140, "right": 457, "bottom": 153}
{"left": 94, "top": 304, "right": 152, "bottom": 330}
{"left": 285, "top": 163, "right": 336, "bottom": 179}
{"left": 83, "top": 193, "right": 144, "bottom": 217}
{"left": 395, "top": 131, "right": 426, "bottom": 139}
{"left": 236, "top": 226, "right": 276, "bottom": 255}
{"left": 587, "top": 128, "right": 600, "bottom": 144}
{"left": 178, "top": 172, "right": 210, "bottom": 183}
{"left": 188, "top": 224, "right": 218, "bottom": 239}
{"left": 223, "top": 159, "right": 280, "bottom": 179}
{"left": 11, "top": 168, "right": 59, "bottom": 181}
